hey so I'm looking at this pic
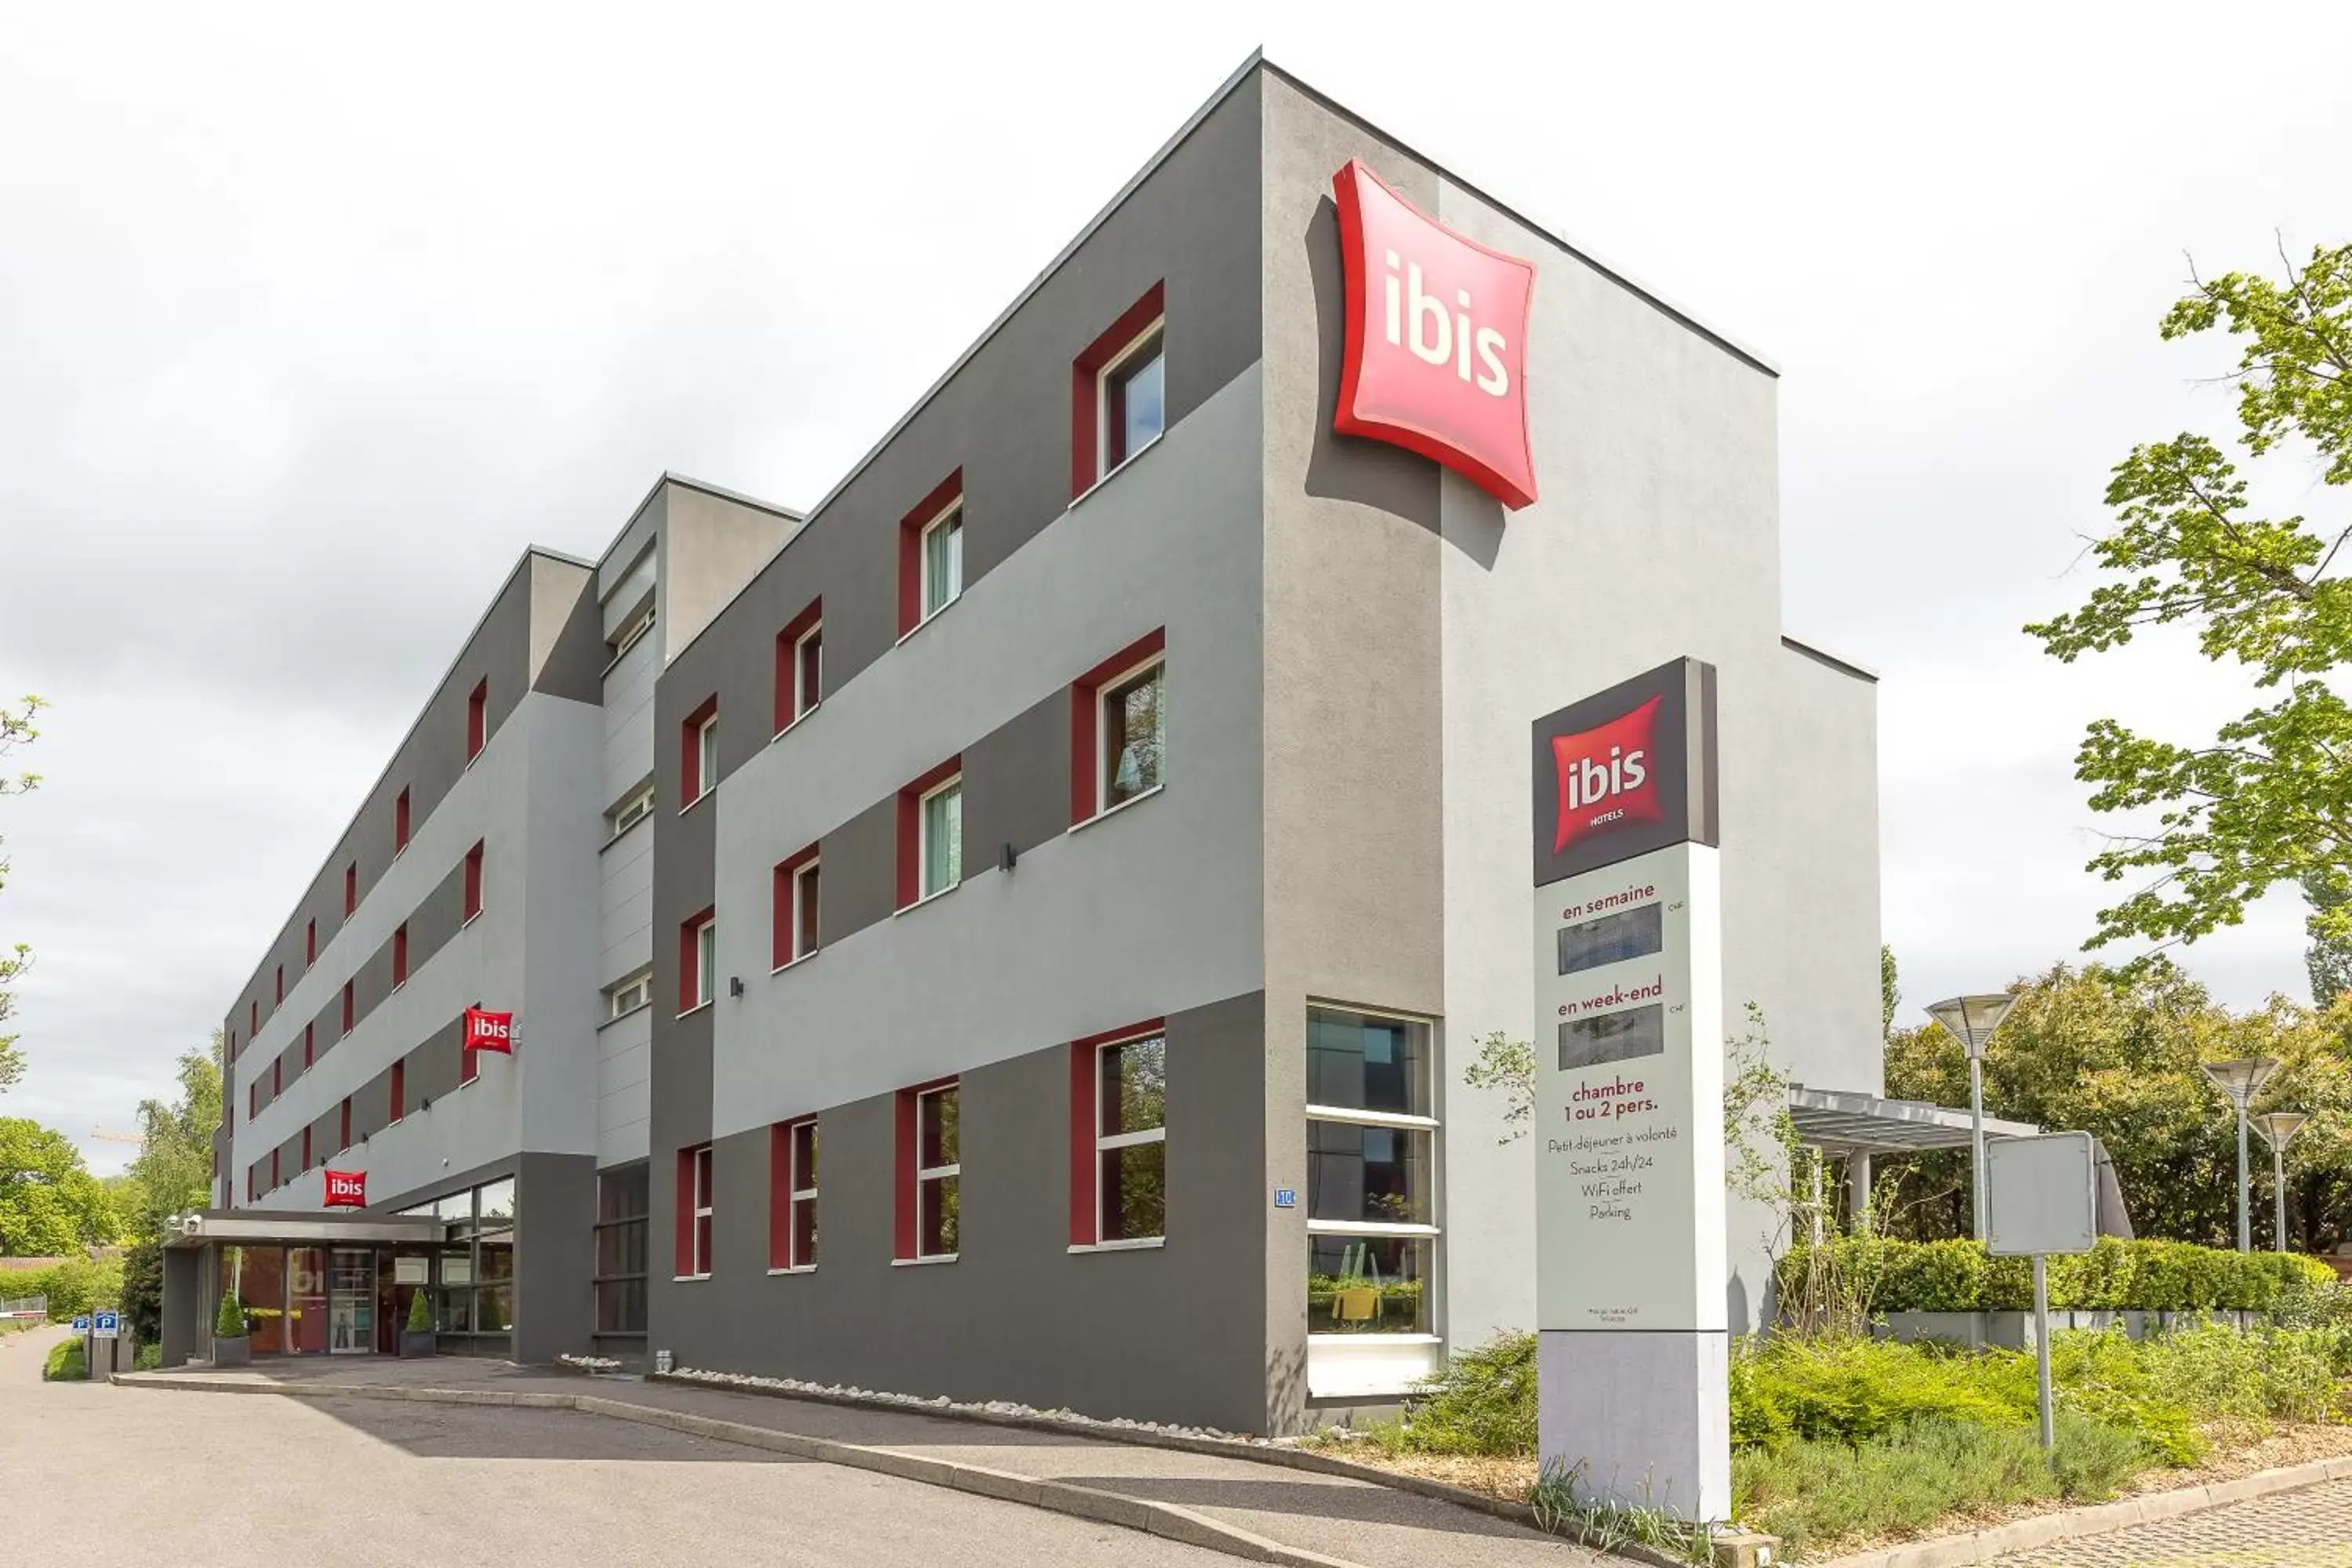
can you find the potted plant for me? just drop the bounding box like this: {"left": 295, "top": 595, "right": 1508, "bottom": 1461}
{"left": 212, "top": 1291, "right": 251, "bottom": 1367}
{"left": 399, "top": 1286, "right": 437, "bottom": 1359}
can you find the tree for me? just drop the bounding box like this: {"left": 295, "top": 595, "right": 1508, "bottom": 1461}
{"left": 2025, "top": 243, "right": 2352, "bottom": 960}
{"left": 1881, "top": 945, "right": 1900, "bottom": 1042}
{"left": 118, "top": 1040, "right": 224, "bottom": 1342}
{"left": 0, "top": 1116, "right": 118, "bottom": 1255}
{"left": 2307, "top": 870, "right": 2352, "bottom": 1007}
{"left": 0, "top": 694, "right": 44, "bottom": 1097}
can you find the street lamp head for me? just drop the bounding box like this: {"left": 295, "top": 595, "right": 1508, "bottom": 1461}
{"left": 1926, "top": 993, "right": 2016, "bottom": 1059}
{"left": 2252, "top": 1109, "right": 2310, "bottom": 1151}
{"left": 2200, "top": 1058, "right": 2281, "bottom": 1109}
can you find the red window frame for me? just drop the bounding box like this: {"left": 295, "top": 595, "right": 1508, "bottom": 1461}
{"left": 773, "top": 597, "right": 823, "bottom": 735}
{"left": 1071, "top": 282, "right": 1167, "bottom": 497}
{"left": 461, "top": 1044, "right": 479, "bottom": 1086}
{"left": 341, "top": 981, "right": 354, "bottom": 1036}
{"left": 770, "top": 1117, "right": 818, "bottom": 1270}
{"left": 392, "top": 924, "right": 408, "bottom": 989}
{"left": 678, "top": 906, "right": 717, "bottom": 1013}
{"left": 894, "top": 1077, "right": 960, "bottom": 1261}
{"left": 345, "top": 862, "right": 358, "bottom": 916}
{"left": 302, "top": 1127, "right": 311, "bottom": 1170}
{"left": 303, "top": 1022, "right": 314, "bottom": 1070}
{"left": 249, "top": 1081, "right": 258, "bottom": 1121}
{"left": 271, "top": 1149, "right": 281, "bottom": 1191}
{"left": 893, "top": 756, "right": 964, "bottom": 910}
{"left": 681, "top": 696, "right": 719, "bottom": 805}
{"left": 676, "top": 1144, "right": 714, "bottom": 1278}
{"left": 463, "top": 840, "right": 485, "bottom": 922}
{"left": 771, "top": 843, "right": 820, "bottom": 969}
{"left": 306, "top": 919, "right": 317, "bottom": 969}
{"left": 275, "top": 965, "right": 284, "bottom": 1004}
{"left": 1069, "top": 1019, "right": 1168, "bottom": 1247}
{"left": 1069, "top": 627, "right": 1167, "bottom": 825}
{"left": 249, "top": 1000, "right": 258, "bottom": 1036}
{"left": 389, "top": 1059, "right": 405, "bottom": 1123}
{"left": 273, "top": 1058, "right": 282, "bottom": 1097}
{"left": 339, "top": 1097, "right": 351, "bottom": 1153}
{"left": 394, "top": 787, "right": 411, "bottom": 854}
{"left": 466, "top": 677, "right": 488, "bottom": 763}
{"left": 895, "top": 470, "right": 964, "bottom": 638}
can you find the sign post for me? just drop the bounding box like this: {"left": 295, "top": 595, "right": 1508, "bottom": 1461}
{"left": 1985, "top": 1133, "right": 2097, "bottom": 1450}
{"left": 1532, "top": 658, "right": 1727, "bottom": 1522}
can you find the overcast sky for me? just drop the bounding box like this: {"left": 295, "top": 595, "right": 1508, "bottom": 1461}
{"left": 4, "top": 2, "right": 2348, "bottom": 1174}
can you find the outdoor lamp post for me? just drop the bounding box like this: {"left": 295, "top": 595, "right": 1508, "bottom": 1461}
{"left": 1927, "top": 993, "right": 2018, "bottom": 1240}
{"left": 2252, "top": 1109, "right": 2310, "bottom": 1254}
{"left": 2200, "top": 1058, "right": 2281, "bottom": 1254}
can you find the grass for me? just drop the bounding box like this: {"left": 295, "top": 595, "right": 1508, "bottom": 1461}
{"left": 43, "top": 1338, "right": 86, "bottom": 1381}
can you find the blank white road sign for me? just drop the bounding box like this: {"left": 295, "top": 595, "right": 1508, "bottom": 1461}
{"left": 1986, "top": 1132, "right": 2097, "bottom": 1257}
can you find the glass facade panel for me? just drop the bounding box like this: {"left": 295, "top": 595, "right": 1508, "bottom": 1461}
{"left": 1108, "top": 338, "right": 1165, "bottom": 466}
{"left": 1099, "top": 1036, "right": 1166, "bottom": 1135}
{"left": 1306, "top": 1007, "right": 1428, "bottom": 1116}
{"left": 921, "top": 784, "right": 962, "bottom": 895}
{"left": 919, "top": 1174, "right": 960, "bottom": 1257}
{"left": 1307, "top": 1235, "right": 1432, "bottom": 1336}
{"left": 1307, "top": 1122, "right": 1434, "bottom": 1227}
{"left": 1100, "top": 1141, "right": 1166, "bottom": 1243}
{"left": 287, "top": 1247, "right": 329, "bottom": 1354}
{"left": 229, "top": 1245, "right": 285, "bottom": 1355}
{"left": 923, "top": 510, "right": 963, "bottom": 616}
{"left": 1103, "top": 666, "right": 1164, "bottom": 806}
{"left": 920, "top": 1086, "right": 959, "bottom": 1169}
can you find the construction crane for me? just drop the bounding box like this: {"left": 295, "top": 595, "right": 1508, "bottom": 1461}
{"left": 90, "top": 1127, "right": 147, "bottom": 1148}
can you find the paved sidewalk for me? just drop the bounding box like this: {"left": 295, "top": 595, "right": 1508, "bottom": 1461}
{"left": 132, "top": 1355, "right": 1610, "bottom": 1568}
{"left": 1993, "top": 1475, "right": 2352, "bottom": 1566}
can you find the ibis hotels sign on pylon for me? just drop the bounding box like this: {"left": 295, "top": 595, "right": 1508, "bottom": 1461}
{"left": 1530, "top": 658, "right": 1730, "bottom": 1523}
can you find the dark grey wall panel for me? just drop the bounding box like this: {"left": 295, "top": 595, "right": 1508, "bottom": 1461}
{"left": 962, "top": 689, "right": 1073, "bottom": 873}
{"left": 815, "top": 797, "right": 896, "bottom": 949}
{"left": 517, "top": 1150, "right": 597, "bottom": 1361}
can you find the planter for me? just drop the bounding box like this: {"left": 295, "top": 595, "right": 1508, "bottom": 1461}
{"left": 399, "top": 1330, "right": 438, "bottom": 1359}
{"left": 212, "top": 1336, "right": 251, "bottom": 1367}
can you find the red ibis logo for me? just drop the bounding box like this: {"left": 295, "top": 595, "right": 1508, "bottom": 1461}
{"left": 1552, "top": 697, "right": 1661, "bottom": 852}
{"left": 323, "top": 1168, "right": 367, "bottom": 1208}
{"left": 463, "top": 1007, "right": 514, "bottom": 1054}
{"left": 1330, "top": 158, "right": 1538, "bottom": 510}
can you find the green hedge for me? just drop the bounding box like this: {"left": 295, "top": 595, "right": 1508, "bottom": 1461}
{"left": 0, "top": 1255, "right": 127, "bottom": 1322}
{"left": 1780, "top": 1237, "right": 2338, "bottom": 1315}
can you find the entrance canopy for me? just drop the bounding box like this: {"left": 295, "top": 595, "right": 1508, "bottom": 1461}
{"left": 163, "top": 1209, "right": 445, "bottom": 1250}
{"left": 1787, "top": 1083, "right": 2039, "bottom": 1155}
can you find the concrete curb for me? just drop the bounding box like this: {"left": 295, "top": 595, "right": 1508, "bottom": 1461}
{"left": 1810, "top": 1453, "right": 2352, "bottom": 1568}
{"left": 112, "top": 1374, "right": 1365, "bottom": 1568}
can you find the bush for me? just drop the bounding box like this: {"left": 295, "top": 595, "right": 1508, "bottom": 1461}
{"left": 1733, "top": 1414, "right": 2142, "bottom": 1557}
{"left": 133, "top": 1343, "right": 161, "bottom": 1371}
{"left": 0, "top": 1254, "right": 126, "bottom": 1322}
{"left": 406, "top": 1286, "right": 434, "bottom": 1334}
{"left": 43, "top": 1338, "right": 86, "bottom": 1381}
{"left": 2137, "top": 1322, "right": 2350, "bottom": 1428}
{"left": 215, "top": 1291, "right": 246, "bottom": 1338}
{"left": 1783, "top": 1237, "right": 2343, "bottom": 1315}
{"left": 1731, "top": 1335, "right": 2028, "bottom": 1446}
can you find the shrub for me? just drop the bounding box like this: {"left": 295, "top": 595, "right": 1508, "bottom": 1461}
{"left": 1391, "top": 1330, "right": 1535, "bottom": 1456}
{"left": 1786, "top": 1236, "right": 2346, "bottom": 1315}
{"left": 133, "top": 1343, "right": 161, "bottom": 1371}
{"left": 214, "top": 1291, "right": 246, "bottom": 1338}
{"left": 1731, "top": 1335, "right": 2026, "bottom": 1446}
{"left": 0, "top": 1254, "right": 126, "bottom": 1322}
{"left": 2137, "top": 1322, "right": 2349, "bottom": 1428}
{"left": 44, "top": 1338, "right": 86, "bottom": 1381}
{"left": 406, "top": 1287, "right": 434, "bottom": 1334}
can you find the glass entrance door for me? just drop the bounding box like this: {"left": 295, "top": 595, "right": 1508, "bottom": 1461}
{"left": 328, "top": 1249, "right": 375, "bottom": 1354}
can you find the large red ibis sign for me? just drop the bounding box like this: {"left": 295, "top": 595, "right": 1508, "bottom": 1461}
{"left": 1330, "top": 158, "right": 1538, "bottom": 510}
{"left": 323, "top": 1169, "right": 367, "bottom": 1208}
{"left": 463, "top": 1007, "right": 514, "bottom": 1054}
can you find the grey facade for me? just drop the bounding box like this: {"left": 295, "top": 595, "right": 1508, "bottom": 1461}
{"left": 182, "top": 56, "right": 1882, "bottom": 1436}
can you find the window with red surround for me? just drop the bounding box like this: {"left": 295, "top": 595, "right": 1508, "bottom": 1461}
{"left": 677, "top": 1144, "right": 714, "bottom": 1277}
{"left": 896, "top": 470, "right": 965, "bottom": 638}
{"left": 1069, "top": 1023, "right": 1169, "bottom": 1247}
{"left": 393, "top": 924, "right": 408, "bottom": 989}
{"left": 272, "top": 1150, "right": 281, "bottom": 1191}
{"left": 679, "top": 906, "right": 717, "bottom": 1012}
{"left": 774, "top": 598, "right": 823, "bottom": 734}
{"left": 273, "top": 1058, "right": 281, "bottom": 1096}
{"left": 462, "top": 1042, "right": 479, "bottom": 1086}
{"left": 681, "top": 695, "right": 719, "bottom": 805}
{"left": 1071, "top": 282, "right": 1167, "bottom": 496}
{"left": 302, "top": 1127, "right": 311, "bottom": 1170}
{"left": 306, "top": 919, "right": 317, "bottom": 968}
{"left": 466, "top": 677, "right": 488, "bottom": 763}
{"left": 275, "top": 965, "right": 284, "bottom": 1004}
{"left": 769, "top": 1118, "right": 818, "bottom": 1270}
{"left": 395, "top": 787, "right": 411, "bottom": 854}
{"left": 463, "top": 840, "right": 485, "bottom": 922}
{"left": 771, "top": 844, "right": 820, "bottom": 968}
{"left": 341, "top": 981, "right": 354, "bottom": 1036}
{"left": 249, "top": 1081, "right": 258, "bottom": 1121}
{"left": 894, "top": 1080, "right": 960, "bottom": 1261}
{"left": 345, "top": 863, "right": 358, "bottom": 916}
{"left": 390, "top": 1059, "right": 405, "bottom": 1122}
{"left": 339, "top": 1097, "right": 351, "bottom": 1153}
{"left": 894, "top": 757, "right": 964, "bottom": 909}
{"left": 249, "top": 1000, "right": 258, "bottom": 1036}
{"left": 303, "top": 1023, "right": 314, "bottom": 1069}
{"left": 1069, "top": 629, "right": 1167, "bottom": 825}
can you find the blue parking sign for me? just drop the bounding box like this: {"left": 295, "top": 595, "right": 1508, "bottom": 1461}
{"left": 93, "top": 1310, "right": 119, "bottom": 1338}
{"left": 71, "top": 1315, "right": 90, "bottom": 1333}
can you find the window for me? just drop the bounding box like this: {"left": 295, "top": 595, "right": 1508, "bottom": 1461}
{"left": 461, "top": 1040, "right": 479, "bottom": 1086}
{"left": 895, "top": 759, "right": 964, "bottom": 909}
{"left": 610, "top": 602, "right": 655, "bottom": 661}
{"left": 774, "top": 598, "right": 822, "bottom": 734}
{"left": 345, "top": 862, "right": 358, "bottom": 916}
{"left": 423, "top": 1178, "right": 515, "bottom": 1338}
{"left": 1072, "top": 1027, "right": 1167, "bottom": 1247}
{"left": 338, "top": 1097, "right": 350, "bottom": 1154}
{"left": 1305, "top": 1007, "right": 1439, "bottom": 1341}
{"left": 681, "top": 698, "right": 719, "bottom": 805}
{"left": 249, "top": 1000, "right": 258, "bottom": 1036}
{"left": 1072, "top": 282, "right": 1167, "bottom": 495}
{"left": 394, "top": 787, "right": 411, "bottom": 855}
{"left": 594, "top": 1163, "right": 650, "bottom": 1334}
{"left": 1071, "top": 630, "right": 1167, "bottom": 823}
{"left": 275, "top": 964, "right": 284, "bottom": 1004}
{"left": 771, "top": 1118, "right": 818, "bottom": 1271}
{"left": 897, "top": 1082, "right": 960, "bottom": 1261}
{"left": 301, "top": 1127, "right": 311, "bottom": 1170}
{"left": 608, "top": 782, "right": 656, "bottom": 838}
{"left": 466, "top": 677, "right": 488, "bottom": 763}
{"left": 607, "top": 972, "right": 652, "bottom": 1020}
{"left": 273, "top": 1058, "right": 282, "bottom": 1096}
{"left": 463, "top": 840, "right": 485, "bottom": 923}
{"left": 390, "top": 1058, "right": 405, "bottom": 1123}
{"left": 679, "top": 909, "right": 717, "bottom": 1012}
{"left": 306, "top": 919, "right": 316, "bottom": 969}
{"left": 677, "top": 1145, "right": 714, "bottom": 1278}
{"left": 303, "top": 1023, "right": 314, "bottom": 1070}
{"left": 249, "top": 1081, "right": 258, "bottom": 1122}
{"left": 895, "top": 471, "right": 964, "bottom": 637}
{"left": 392, "top": 924, "right": 409, "bottom": 989}
{"left": 772, "top": 847, "right": 820, "bottom": 968}
{"left": 272, "top": 1150, "right": 281, "bottom": 1191}
{"left": 341, "top": 981, "right": 354, "bottom": 1036}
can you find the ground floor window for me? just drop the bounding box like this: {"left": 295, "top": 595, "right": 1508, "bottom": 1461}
{"left": 595, "top": 1163, "right": 650, "bottom": 1332}
{"left": 396, "top": 1175, "right": 517, "bottom": 1338}
{"left": 1304, "top": 1005, "right": 1440, "bottom": 1353}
